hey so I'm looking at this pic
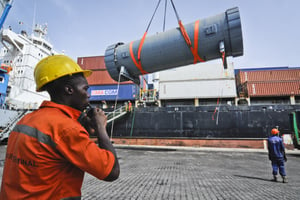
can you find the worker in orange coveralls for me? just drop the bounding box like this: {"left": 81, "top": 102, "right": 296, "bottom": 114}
{"left": 0, "top": 55, "right": 120, "bottom": 199}
{"left": 128, "top": 101, "right": 132, "bottom": 111}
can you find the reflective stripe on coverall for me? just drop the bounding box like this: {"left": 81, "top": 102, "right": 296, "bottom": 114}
{"left": 0, "top": 101, "right": 115, "bottom": 200}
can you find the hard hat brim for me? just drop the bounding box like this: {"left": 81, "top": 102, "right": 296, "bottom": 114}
{"left": 36, "top": 70, "right": 92, "bottom": 92}
{"left": 34, "top": 55, "right": 93, "bottom": 92}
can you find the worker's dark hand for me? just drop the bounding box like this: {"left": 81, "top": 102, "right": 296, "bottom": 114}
{"left": 90, "top": 107, "right": 107, "bottom": 130}
{"left": 78, "top": 111, "right": 95, "bottom": 134}
{"left": 284, "top": 156, "right": 287, "bottom": 162}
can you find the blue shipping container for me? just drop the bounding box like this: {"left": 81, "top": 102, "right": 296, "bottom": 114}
{"left": 0, "top": 73, "right": 9, "bottom": 106}
{"left": 0, "top": 73, "right": 9, "bottom": 94}
{"left": 88, "top": 84, "right": 138, "bottom": 101}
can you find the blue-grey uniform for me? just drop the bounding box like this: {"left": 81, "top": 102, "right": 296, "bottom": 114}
{"left": 267, "top": 135, "right": 286, "bottom": 176}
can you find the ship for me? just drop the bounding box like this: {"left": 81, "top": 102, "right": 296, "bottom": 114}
{"left": 76, "top": 5, "right": 300, "bottom": 149}
{"left": 0, "top": 24, "right": 56, "bottom": 109}
{"left": 0, "top": 0, "right": 58, "bottom": 141}
{"left": 0, "top": 1, "right": 299, "bottom": 150}
{"left": 78, "top": 55, "right": 300, "bottom": 150}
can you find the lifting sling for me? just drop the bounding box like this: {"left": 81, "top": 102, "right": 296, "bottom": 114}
{"left": 130, "top": 0, "right": 205, "bottom": 75}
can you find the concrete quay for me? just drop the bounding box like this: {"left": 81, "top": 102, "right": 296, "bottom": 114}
{"left": 82, "top": 145, "right": 300, "bottom": 200}
{"left": 0, "top": 145, "right": 299, "bottom": 199}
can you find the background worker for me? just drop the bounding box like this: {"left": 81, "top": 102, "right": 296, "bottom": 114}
{"left": 0, "top": 55, "right": 120, "bottom": 199}
{"left": 267, "top": 128, "right": 288, "bottom": 183}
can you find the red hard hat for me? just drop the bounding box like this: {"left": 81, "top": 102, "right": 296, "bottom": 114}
{"left": 271, "top": 128, "right": 279, "bottom": 135}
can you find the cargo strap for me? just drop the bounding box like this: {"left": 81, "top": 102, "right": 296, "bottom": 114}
{"left": 212, "top": 98, "right": 220, "bottom": 121}
{"left": 170, "top": 0, "right": 204, "bottom": 63}
{"left": 129, "top": 0, "right": 163, "bottom": 75}
{"left": 189, "top": 20, "right": 204, "bottom": 63}
{"left": 129, "top": 36, "right": 148, "bottom": 75}
{"left": 130, "top": 0, "right": 205, "bottom": 74}
{"left": 219, "top": 41, "right": 227, "bottom": 69}
{"left": 221, "top": 51, "right": 225, "bottom": 64}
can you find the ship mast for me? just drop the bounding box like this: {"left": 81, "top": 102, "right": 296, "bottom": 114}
{"left": 31, "top": 0, "right": 36, "bottom": 35}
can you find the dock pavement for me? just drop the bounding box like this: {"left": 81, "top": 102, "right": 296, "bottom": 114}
{"left": 0, "top": 144, "right": 299, "bottom": 199}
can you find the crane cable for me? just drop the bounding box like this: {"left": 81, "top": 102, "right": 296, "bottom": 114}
{"left": 111, "top": 1, "right": 163, "bottom": 139}
{"left": 129, "top": 0, "right": 162, "bottom": 76}
{"left": 163, "top": 0, "right": 167, "bottom": 32}
{"left": 109, "top": 70, "right": 122, "bottom": 140}
{"left": 169, "top": 0, "right": 204, "bottom": 64}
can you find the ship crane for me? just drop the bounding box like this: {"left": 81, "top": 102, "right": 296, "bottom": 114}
{"left": 0, "top": 0, "right": 13, "bottom": 31}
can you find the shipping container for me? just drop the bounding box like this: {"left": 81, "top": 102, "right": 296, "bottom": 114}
{"left": 77, "top": 56, "right": 133, "bottom": 85}
{"left": 86, "top": 70, "right": 118, "bottom": 85}
{"left": 0, "top": 73, "right": 9, "bottom": 95}
{"left": 159, "top": 62, "right": 235, "bottom": 81}
{"left": 234, "top": 66, "right": 291, "bottom": 74}
{"left": 88, "top": 84, "right": 139, "bottom": 101}
{"left": 236, "top": 68, "right": 300, "bottom": 85}
{"left": 244, "top": 81, "right": 300, "bottom": 97}
{"left": 77, "top": 56, "right": 106, "bottom": 70}
{"left": 158, "top": 62, "right": 236, "bottom": 99}
{"left": 159, "top": 79, "right": 237, "bottom": 99}
{"left": 86, "top": 70, "right": 134, "bottom": 85}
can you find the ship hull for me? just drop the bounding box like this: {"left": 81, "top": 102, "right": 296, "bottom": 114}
{"left": 109, "top": 104, "right": 298, "bottom": 139}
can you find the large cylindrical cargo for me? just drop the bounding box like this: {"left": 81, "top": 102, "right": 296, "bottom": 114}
{"left": 105, "top": 7, "right": 243, "bottom": 84}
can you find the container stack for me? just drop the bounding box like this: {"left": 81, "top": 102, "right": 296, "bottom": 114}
{"left": 236, "top": 68, "right": 300, "bottom": 97}
{"left": 77, "top": 56, "right": 138, "bottom": 103}
{"left": 158, "top": 62, "right": 237, "bottom": 100}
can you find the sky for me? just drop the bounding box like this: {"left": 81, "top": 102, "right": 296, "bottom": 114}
{"left": 3, "top": 0, "right": 300, "bottom": 69}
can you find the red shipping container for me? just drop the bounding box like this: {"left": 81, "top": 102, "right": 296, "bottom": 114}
{"left": 245, "top": 81, "right": 300, "bottom": 97}
{"left": 77, "top": 56, "right": 106, "bottom": 70}
{"left": 237, "top": 69, "right": 300, "bottom": 85}
{"left": 77, "top": 56, "right": 133, "bottom": 85}
{"left": 86, "top": 70, "right": 133, "bottom": 85}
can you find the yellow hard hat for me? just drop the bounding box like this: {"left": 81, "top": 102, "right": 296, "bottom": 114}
{"left": 34, "top": 55, "right": 92, "bottom": 91}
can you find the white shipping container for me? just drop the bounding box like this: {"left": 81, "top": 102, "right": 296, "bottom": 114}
{"left": 159, "top": 62, "right": 235, "bottom": 81}
{"left": 159, "top": 79, "right": 237, "bottom": 99}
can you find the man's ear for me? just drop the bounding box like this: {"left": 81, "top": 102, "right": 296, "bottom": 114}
{"left": 64, "top": 85, "right": 74, "bottom": 95}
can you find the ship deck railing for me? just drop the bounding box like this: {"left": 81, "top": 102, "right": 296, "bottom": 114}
{"left": 106, "top": 105, "right": 129, "bottom": 124}
{"left": 0, "top": 109, "right": 31, "bottom": 142}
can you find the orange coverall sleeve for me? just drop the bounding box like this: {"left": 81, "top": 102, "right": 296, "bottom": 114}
{"left": 54, "top": 126, "right": 115, "bottom": 180}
